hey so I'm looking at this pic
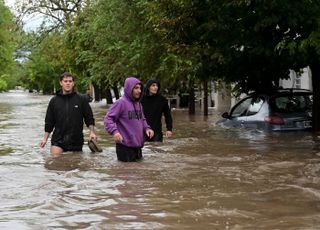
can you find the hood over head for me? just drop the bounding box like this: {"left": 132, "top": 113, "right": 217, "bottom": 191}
{"left": 145, "top": 79, "right": 161, "bottom": 96}
{"left": 124, "top": 76, "right": 143, "bottom": 101}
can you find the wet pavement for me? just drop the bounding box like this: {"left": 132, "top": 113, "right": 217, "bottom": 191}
{"left": 1, "top": 91, "right": 320, "bottom": 229}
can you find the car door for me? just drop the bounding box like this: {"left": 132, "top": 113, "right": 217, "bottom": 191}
{"left": 244, "top": 96, "right": 266, "bottom": 129}
{"left": 228, "top": 97, "right": 253, "bottom": 127}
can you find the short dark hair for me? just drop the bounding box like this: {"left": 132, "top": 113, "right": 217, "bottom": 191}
{"left": 60, "top": 72, "right": 75, "bottom": 81}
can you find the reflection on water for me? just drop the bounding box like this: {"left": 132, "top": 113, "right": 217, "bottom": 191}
{"left": 1, "top": 91, "right": 320, "bottom": 229}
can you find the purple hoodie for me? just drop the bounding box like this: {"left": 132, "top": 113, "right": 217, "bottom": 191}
{"left": 104, "top": 77, "right": 150, "bottom": 148}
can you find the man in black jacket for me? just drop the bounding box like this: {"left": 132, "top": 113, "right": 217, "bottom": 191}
{"left": 40, "top": 72, "right": 97, "bottom": 155}
{"left": 141, "top": 79, "right": 173, "bottom": 142}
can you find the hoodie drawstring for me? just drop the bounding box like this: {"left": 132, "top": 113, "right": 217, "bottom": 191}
{"left": 132, "top": 102, "right": 140, "bottom": 120}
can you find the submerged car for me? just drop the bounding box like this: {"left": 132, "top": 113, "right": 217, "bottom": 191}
{"left": 216, "top": 89, "right": 313, "bottom": 131}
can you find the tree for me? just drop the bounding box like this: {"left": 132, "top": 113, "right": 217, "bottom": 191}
{"left": 143, "top": 0, "right": 226, "bottom": 114}
{"left": 67, "top": 0, "right": 169, "bottom": 101}
{"left": 0, "top": 0, "right": 15, "bottom": 89}
{"left": 16, "top": 0, "right": 90, "bottom": 93}
{"left": 276, "top": 0, "right": 320, "bottom": 132}
{"left": 16, "top": 0, "right": 86, "bottom": 29}
{"left": 215, "top": 0, "right": 320, "bottom": 131}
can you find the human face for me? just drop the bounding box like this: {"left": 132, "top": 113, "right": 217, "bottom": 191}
{"left": 149, "top": 83, "right": 158, "bottom": 95}
{"left": 60, "top": 76, "right": 74, "bottom": 94}
{"left": 132, "top": 84, "right": 142, "bottom": 100}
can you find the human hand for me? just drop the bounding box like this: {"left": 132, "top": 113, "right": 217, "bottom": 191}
{"left": 165, "top": 131, "right": 172, "bottom": 138}
{"left": 113, "top": 132, "right": 123, "bottom": 143}
{"left": 146, "top": 129, "right": 154, "bottom": 138}
{"left": 89, "top": 131, "right": 97, "bottom": 141}
{"left": 39, "top": 139, "right": 47, "bottom": 148}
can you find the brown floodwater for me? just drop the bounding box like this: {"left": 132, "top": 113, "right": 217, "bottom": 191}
{"left": 1, "top": 91, "right": 320, "bottom": 229}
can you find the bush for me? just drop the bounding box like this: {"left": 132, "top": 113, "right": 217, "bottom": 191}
{"left": 0, "top": 79, "right": 8, "bottom": 92}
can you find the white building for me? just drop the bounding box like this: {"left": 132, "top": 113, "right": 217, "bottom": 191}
{"left": 279, "top": 67, "right": 312, "bottom": 90}
{"left": 212, "top": 67, "right": 312, "bottom": 112}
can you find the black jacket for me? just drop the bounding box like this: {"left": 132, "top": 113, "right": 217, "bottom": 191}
{"left": 141, "top": 80, "right": 173, "bottom": 136}
{"left": 44, "top": 91, "right": 95, "bottom": 149}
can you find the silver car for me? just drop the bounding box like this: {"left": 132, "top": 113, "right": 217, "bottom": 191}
{"left": 216, "top": 89, "right": 313, "bottom": 131}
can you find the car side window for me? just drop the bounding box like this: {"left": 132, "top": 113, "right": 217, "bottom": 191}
{"left": 231, "top": 96, "right": 264, "bottom": 117}
{"left": 230, "top": 97, "right": 252, "bottom": 117}
{"left": 272, "top": 94, "right": 313, "bottom": 113}
{"left": 246, "top": 97, "right": 264, "bottom": 116}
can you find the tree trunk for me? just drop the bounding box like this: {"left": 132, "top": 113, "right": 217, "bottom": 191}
{"left": 203, "top": 80, "right": 208, "bottom": 116}
{"left": 189, "top": 80, "right": 195, "bottom": 115}
{"left": 310, "top": 63, "right": 320, "bottom": 132}
{"left": 105, "top": 87, "right": 113, "bottom": 104}
{"left": 92, "top": 82, "right": 101, "bottom": 101}
{"left": 113, "top": 86, "right": 120, "bottom": 99}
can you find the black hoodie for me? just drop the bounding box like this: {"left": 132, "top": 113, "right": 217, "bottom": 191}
{"left": 141, "top": 80, "right": 173, "bottom": 140}
{"left": 44, "top": 90, "right": 95, "bottom": 149}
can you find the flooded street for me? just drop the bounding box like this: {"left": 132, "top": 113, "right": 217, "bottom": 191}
{"left": 1, "top": 91, "right": 320, "bottom": 229}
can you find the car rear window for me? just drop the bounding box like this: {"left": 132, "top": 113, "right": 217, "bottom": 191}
{"left": 271, "top": 94, "right": 313, "bottom": 113}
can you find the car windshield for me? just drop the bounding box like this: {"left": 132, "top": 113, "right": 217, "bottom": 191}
{"left": 270, "top": 94, "right": 313, "bottom": 113}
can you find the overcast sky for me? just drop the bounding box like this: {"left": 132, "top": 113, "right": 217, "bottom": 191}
{"left": 4, "top": 0, "right": 43, "bottom": 31}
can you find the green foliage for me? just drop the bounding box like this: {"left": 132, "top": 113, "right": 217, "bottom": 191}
{"left": 0, "top": 77, "right": 8, "bottom": 91}
{"left": 1, "top": 72, "right": 20, "bottom": 90}
{"left": 16, "top": 0, "right": 320, "bottom": 97}
{"left": 0, "top": 0, "right": 15, "bottom": 87}
{"left": 23, "top": 32, "right": 62, "bottom": 92}
{"left": 9, "top": 0, "right": 320, "bottom": 128}
{"left": 71, "top": 0, "right": 166, "bottom": 87}
{"left": 207, "top": 0, "right": 320, "bottom": 94}
{"left": 143, "top": 0, "right": 225, "bottom": 90}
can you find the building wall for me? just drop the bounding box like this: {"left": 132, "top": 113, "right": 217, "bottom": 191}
{"left": 279, "top": 67, "right": 312, "bottom": 90}
{"left": 212, "top": 67, "right": 312, "bottom": 113}
{"left": 212, "top": 82, "right": 232, "bottom": 112}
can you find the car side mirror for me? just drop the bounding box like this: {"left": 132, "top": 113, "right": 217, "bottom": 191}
{"left": 221, "top": 112, "right": 230, "bottom": 118}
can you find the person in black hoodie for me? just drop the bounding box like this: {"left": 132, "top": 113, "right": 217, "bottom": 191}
{"left": 141, "top": 79, "right": 173, "bottom": 142}
{"left": 39, "top": 72, "right": 97, "bottom": 156}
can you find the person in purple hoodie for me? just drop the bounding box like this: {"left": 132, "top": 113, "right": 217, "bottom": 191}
{"left": 104, "top": 76, "right": 154, "bottom": 162}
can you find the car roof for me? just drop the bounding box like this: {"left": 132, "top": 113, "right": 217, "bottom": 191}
{"left": 276, "top": 88, "right": 312, "bottom": 93}
{"left": 248, "top": 88, "right": 312, "bottom": 97}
